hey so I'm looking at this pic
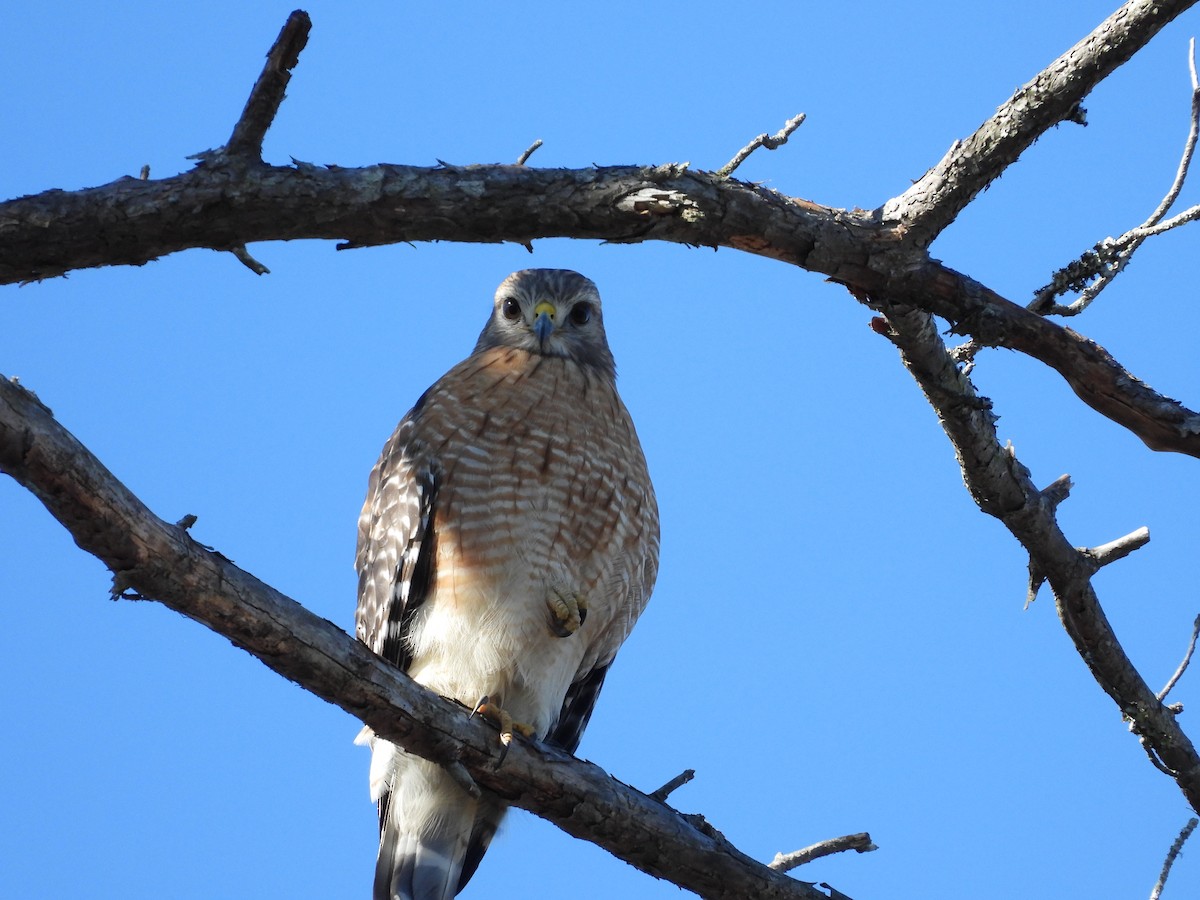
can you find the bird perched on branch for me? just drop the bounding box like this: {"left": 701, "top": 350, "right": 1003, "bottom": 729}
{"left": 354, "top": 269, "right": 660, "bottom": 900}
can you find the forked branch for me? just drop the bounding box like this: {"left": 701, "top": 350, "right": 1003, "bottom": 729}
{"left": 870, "top": 304, "right": 1200, "bottom": 814}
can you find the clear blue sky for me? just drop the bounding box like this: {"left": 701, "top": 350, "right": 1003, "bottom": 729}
{"left": 4, "top": 2, "right": 1200, "bottom": 898}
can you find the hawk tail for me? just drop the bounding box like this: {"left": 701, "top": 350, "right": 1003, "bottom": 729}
{"left": 368, "top": 740, "right": 504, "bottom": 900}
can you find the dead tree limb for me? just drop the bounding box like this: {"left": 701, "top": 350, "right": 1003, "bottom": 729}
{"left": 869, "top": 304, "right": 1200, "bottom": 814}
{"left": 4, "top": 163, "right": 1198, "bottom": 457}
{"left": 3, "top": 6, "right": 1197, "bottom": 462}
{"left": 882, "top": 0, "right": 1200, "bottom": 241}
{"left": 0, "top": 374, "right": 828, "bottom": 900}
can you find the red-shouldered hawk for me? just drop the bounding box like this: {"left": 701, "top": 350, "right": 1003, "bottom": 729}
{"left": 354, "top": 269, "right": 659, "bottom": 900}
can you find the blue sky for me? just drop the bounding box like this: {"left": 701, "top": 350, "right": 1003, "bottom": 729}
{"left": 3, "top": 2, "right": 1200, "bottom": 898}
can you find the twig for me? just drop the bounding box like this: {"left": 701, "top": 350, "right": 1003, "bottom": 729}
{"left": 1142, "top": 738, "right": 1178, "bottom": 776}
{"left": 1034, "top": 38, "right": 1200, "bottom": 315}
{"left": 230, "top": 245, "right": 270, "bottom": 275}
{"left": 716, "top": 113, "right": 805, "bottom": 178}
{"left": 223, "top": 11, "right": 312, "bottom": 160}
{"left": 1159, "top": 614, "right": 1200, "bottom": 701}
{"left": 1150, "top": 817, "right": 1198, "bottom": 900}
{"left": 516, "top": 139, "right": 543, "bottom": 166}
{"left": 649, "top": 768, "right": 695, "bottom": 803}
{"left": 769, "top": 833, "right": 876, "bottom": 873}
{"left": 1088, "top": 525, "right": 1151, "bottom": 570}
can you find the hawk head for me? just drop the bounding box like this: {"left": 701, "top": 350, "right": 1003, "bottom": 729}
{"left": 474, "top": 269, "right": 616, "bottom": 376}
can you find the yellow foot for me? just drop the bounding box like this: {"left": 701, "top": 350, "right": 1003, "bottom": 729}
{"left": 472, "top": 696, "right": 536, "bottom": 764}
{"left": 547, "top": 587, "right": 588, "bottom": 637}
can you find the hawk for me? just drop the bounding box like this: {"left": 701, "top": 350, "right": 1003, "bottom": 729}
{"left": 354, "top": 269, "right": 660, "bottom": 900}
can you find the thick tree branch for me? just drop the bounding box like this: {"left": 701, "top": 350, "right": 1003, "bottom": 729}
{"left": 876, "top": 260, "right": 1200, "bottom": 456}
{"left": 0, "top": 374, "right": 828, "bottom": 900}
{"left": 870, "top": 305, "right": 1200, "bottom": 814}
{"left": 3, "top": 5, "right": 1197, "bottom": 461}
{"left": 883, "top": 0, "right": 1200, "bottom": 241}
{"left": 3, "top": 160, "right": 1198, "bottom": 458}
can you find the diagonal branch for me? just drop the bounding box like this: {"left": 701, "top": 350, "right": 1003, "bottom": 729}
{"left": 869, "top": 304, "right": 1200, "bottom": 814}
{"left": 1150, "top": 817, "right": 1199, "bottom": 900}
{"left": 883, "top": 0, "right": 1200, "bottom": 242}
{"left": 0, "top": 373, "right": 828, "bottom": 900}
{"left": 1158, "top": 614, "right": 1200, "bottom": 702}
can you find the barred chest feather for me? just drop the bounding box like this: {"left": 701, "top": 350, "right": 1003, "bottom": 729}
{"left": 401, "top": 345, "right": 655, "bottom": 736}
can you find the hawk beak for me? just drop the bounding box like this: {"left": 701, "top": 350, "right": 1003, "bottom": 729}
{"left": 533, "top": 300, "right": 556, "bottom": 345}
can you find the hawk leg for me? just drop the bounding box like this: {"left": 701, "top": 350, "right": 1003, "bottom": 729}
{"left": 547, "top": 587, "right": 588, "bottom": 637}
{"left": 472, "top": 695, "right": 536, "bottom": 764}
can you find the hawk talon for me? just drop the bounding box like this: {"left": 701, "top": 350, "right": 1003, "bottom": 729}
{"left": 547, "top": 588, "right": 588, "bottom": 637}
{"left": 469, "top": 694, "right": 489, "bottom": 721}
{"left": 472, "top": 697, "right": 535, "bottom": 765}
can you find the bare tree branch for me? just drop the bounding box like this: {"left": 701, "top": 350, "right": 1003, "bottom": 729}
{"left": 218, "top": 10, "right": 311, "bottom": 162}
{"left": 1034, "top": 37, "right": 1200, "bottom": 314}
{"left": 4, "top": 159, "right": 1198, "bottom": 458}
{"left": 770, "top": 834, "right": 877, "bottom": 874}
{"left": 515, "top": 139, "right": 544, "bottom": 166}
{"left": 1150, "top": 817, "right": 1198, "bottom": 900}
{"left": 715, "top": 113, "right": 806, "bottom": 179}
{"left": 1088, "top": 526, "right": 1152, "bottom": 569}
{"left": 869, "top": 304, "right": 1200, "bottom": 814}
{"left": 2, "top": 5, "right": 1197, "bottom": 462}
{"left": 1159, "top": 615, "right": 1200, "bottom": 701}
{"left": 650, "top": 769, "right": 696, "bottom": 803}
{"left": 883, "top": 0, "right": 1200, "bottom": 242}
{"left": 0, "top": 374, "right": 829, "bottom": 900}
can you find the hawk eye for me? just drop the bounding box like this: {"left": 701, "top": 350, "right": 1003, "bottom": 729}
{"left": 501, "top": 298, "right": 521, "bottom": 321}
{"left": 568, "top": 302, "right": 592, "bottom": 326}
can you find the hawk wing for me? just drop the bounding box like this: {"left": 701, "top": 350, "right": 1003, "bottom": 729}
{"left": 546, "top": 511, "right": 660, "bottom": 755}
{"left": 544, "top": 663, "right": 610, "bottom": 754}
{"left": 355, "top": 410, "right": 439, "bottom": 674}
